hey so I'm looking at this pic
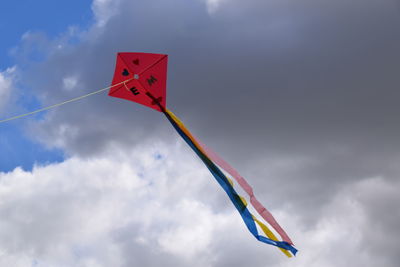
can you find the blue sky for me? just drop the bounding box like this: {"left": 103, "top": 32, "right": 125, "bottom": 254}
{"left": 0, "top": 0, "right": 92, "bottom": 172}
{"left": 0, "top": 0, "right": 92, "bottom": 68}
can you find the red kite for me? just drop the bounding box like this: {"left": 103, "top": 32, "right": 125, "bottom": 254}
{"left": 109, "top": 52, "right": 297, "bottom": 257}
{"left": 109, "top": 52, "right": 167, "bottom": 112}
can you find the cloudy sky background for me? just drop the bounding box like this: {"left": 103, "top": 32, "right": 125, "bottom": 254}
{"left": 1, "top": 0, "right": 400, "bottom": 266}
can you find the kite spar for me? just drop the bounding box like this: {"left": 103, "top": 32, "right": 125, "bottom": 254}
{"left": 109, "top": 52, "right": 297, "bottom": 257}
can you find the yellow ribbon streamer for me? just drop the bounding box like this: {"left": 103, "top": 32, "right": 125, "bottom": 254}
{"left": 166, "top": 109, "right": 292, "bottom": 257}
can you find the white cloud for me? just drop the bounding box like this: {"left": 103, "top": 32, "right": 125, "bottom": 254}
{"left": 0, "top": 67, "right": 16, "bottom": 112}
{"left": 0, "top": 142, "right": 221, "bottom": 266}
{"left": 204, "top": 0, "right": 226, "bottom": 13}
{"left": 157, "top": 199, "right": 219, "bottom": 259}
{"left": 62, "top": 76, "right": 79, "bottom": 91}
{"left": 91, "top": 0, "right": 122, "bottom": 27}
{"left": 1, "top": 139, "right": 399, "bottom": 266}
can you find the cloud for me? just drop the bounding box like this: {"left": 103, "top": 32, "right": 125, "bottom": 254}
{"left": 6, "top": 0, "right": 400, "bottom": 265}
{"left": 17, "top": 0, "right": 400, "bottom": 165}
{"left": 62, "top": 76, "right": 79, "bottom": 91}
{"left": 204, "top": 0, "right": 226, "bottom": 13}
{"left": 1, "top": 142, "right": 399, "bottom": 266}
{"left": 0, "top": 67, "right": 16, "bottom": 113}
{"left": 0, "top": 142, "right": 219, "bottom": 267}
{"left": 91, "top": 0, "right": 122, "bottom": 27}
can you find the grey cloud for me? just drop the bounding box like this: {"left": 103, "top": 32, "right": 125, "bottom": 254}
{"left": 24, "top": 0, "right": 400, "bottom": 166}
{"left": 21, "top": 0, "right": 400, "bottom": 158}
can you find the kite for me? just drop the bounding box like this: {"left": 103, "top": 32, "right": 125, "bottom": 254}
{"left": 108, "top": 52, "right": 297, "bottom": 257}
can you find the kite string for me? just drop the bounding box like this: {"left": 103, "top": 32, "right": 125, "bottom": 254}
{"left": 0, "top": 78, "right": 133, "bottom": 124}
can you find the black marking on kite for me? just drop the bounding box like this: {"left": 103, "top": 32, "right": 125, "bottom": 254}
{"left": 122, "top": 69, "right": 130, "bottom": 76}
{"left": 133, "top": 59, "right": 140, "bottom": 65}
{"left": 145, "top": 92, "right": 165, "bottom": 112}
{"left": 147, "top": 75, "right": 158, "bottom": 86}
{"left": 130, "top": 87, "right": 140, "bottom": 95}
{"left": 151, "top": 96, "right": 162, "bottom": 105}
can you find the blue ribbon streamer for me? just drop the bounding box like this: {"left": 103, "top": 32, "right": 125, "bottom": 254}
{"left": 163, "top": 111, "right": 297, "bottom": 256}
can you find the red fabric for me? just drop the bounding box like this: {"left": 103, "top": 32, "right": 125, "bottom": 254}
{"left": 109, "top": 52, "right": 168, "bottom": 112}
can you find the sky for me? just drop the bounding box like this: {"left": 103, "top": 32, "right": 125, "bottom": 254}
{"left": 1, "top": 0, "right": 400, "bottom": 266}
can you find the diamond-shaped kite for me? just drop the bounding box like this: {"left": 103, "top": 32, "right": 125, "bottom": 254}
{"left": 110, "top": 52, "right": 298, "bottom": 257}
{"left": 109, "top": 52, "right": 168, "bottom": 112}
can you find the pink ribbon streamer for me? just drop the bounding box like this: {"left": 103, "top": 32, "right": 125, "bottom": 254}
{"left": 195, "top": 138, "right": 293, "bottom": 245}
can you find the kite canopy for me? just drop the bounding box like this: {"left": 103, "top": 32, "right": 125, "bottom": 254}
{"left": 109, "top": 52, "right": 168, "bottom": 112}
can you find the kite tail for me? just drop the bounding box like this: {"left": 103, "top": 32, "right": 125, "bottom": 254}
{"left": 162, "top": 108, "right": 297, "bottom": 257}
{"left": 183, "top": 126, "right": 293, "bottom": 245}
